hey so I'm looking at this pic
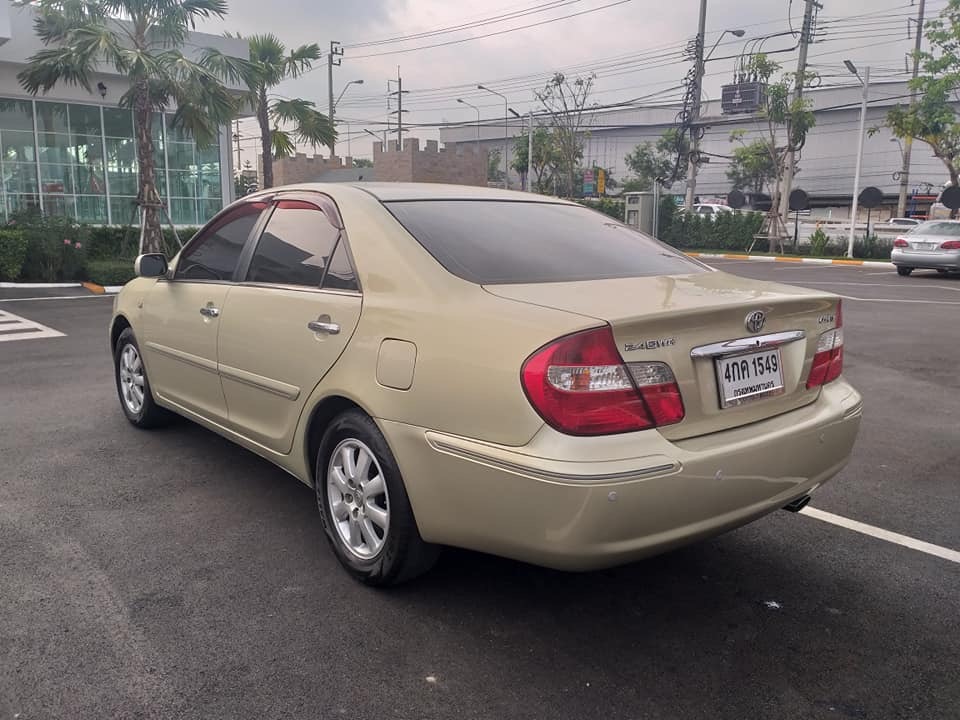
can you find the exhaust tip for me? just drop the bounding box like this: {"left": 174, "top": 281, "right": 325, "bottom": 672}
{"left": 783, "top": 495, "right": 812, "bottom": 513}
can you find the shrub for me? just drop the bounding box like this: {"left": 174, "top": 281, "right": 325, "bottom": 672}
{"left": 86, "top": 225, "right": 197, "bottom": 261}
{"left": 85, "top": 259, "right": 137, "bottom": 286}
{"left": 854, "top": 234, "right": 892, "bottom": 260}
{"left": 11, "top": 212, "right": 91, "bottom": 282}
{"left": 809, "top": 227, "right": 832, "bottom": 256}
{"left": 660, "top": 210, "right": 762, "bottom": 251}
{"left": 0, "top": 229, "right": 28, "bottom": 281}
{"left": 577, "top": 197, "right": 624, "bottom": 221}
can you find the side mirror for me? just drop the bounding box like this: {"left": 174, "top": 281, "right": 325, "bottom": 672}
{"left": 135, "top": 253, "right": 168, "bottom": 278}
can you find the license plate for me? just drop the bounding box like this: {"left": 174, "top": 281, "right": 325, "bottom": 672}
{"left": 715, "top": 349, "right": 785, "bottom": 408}
{"left": 916, "top": 242, "right": 937, "bottom": 250}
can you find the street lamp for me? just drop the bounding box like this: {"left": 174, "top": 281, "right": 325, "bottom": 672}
{"left": 686, "top": 27, "right": 745, "bottom": 210}
{"left": 330, "top": 79, "right": 363, "bottom": 158}
{"left": 508, "top": 107, "right": 529, "bottom": 191}
{"left": 706, "top": 28, "right": 745, "bottom": 61}
{"left": 457, "top": 98, "right": 481, "bottom": 147}
{"left": 335, "top": 79, "right": 364, "bottom": 109}
{"left": 478, "top": 84, "right": 509, "bottom": 188}
{"left": 844, "top": 60, "right": 871, "bottom": 258}
{"left": 363, "top": 127, "right": 386, "bottom": 145}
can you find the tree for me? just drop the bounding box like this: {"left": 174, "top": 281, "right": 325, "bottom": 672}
{"left": 535, "top": 73, "right": 594, "bottom": 196}
{"left": 18, "top": 0, "right": 239, "bottom": 253}
{"left": 487, "top": 148, "right": 505, "bottom": 184}
{"left": 353, "top": 158, "right": 373, "bottom": 168}
{"left": 726, "top": 136, "right": 778, "bottom": 195}
{"left": 234, "top": 159, "right": 256, "bottom": 197}
{"left": 624, "top": 129, "right": 688, "bottom": 191}
{"left": 882, "top": 0, "right": 960, "bottom": 212}
{"left": 731, "top": 54, "right": 815, "bottom": 251}
{"left": 206, "top": 34, "right": 336, "bottom": 189}
{"left": 511, "top": 127, "right": 558, "bottom": 193}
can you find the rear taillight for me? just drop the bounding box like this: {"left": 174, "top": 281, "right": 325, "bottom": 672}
{"left": 893, "top": 237, "right": 909, "bottom": 248}
{"left": 940, "top": 240, "right": 960, "bottom": 249}
{"left": 807, "top": 300, "right": 844, "bottom": 389}
{"left": 521, "top": 326, "right": 684, "bottom": 436}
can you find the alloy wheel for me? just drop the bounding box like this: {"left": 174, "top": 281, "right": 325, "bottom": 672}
{"left": 119, "top": 344, "right": 145, "bottom": 415}
{"left": 327, "top": 439, "right": 390, "bottom": 559}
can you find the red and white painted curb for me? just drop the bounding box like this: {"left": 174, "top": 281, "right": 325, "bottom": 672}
{"left": 685, "top": 252, "right": 894, "bottom": 268}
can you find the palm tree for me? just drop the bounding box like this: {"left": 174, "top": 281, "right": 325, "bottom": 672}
{"left": 206, "top": 34, "right": 336, "bottom": 189}
{"left": 17, "top": 0, "right": 241, "bottom": 253}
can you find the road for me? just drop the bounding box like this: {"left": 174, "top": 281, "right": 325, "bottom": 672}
{"left": 1, "top": 263, "right": 958, "bottom": 720}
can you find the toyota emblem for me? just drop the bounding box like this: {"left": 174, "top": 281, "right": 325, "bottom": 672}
{"left": 745, "top": 310, "right": 766, "bottom": 334}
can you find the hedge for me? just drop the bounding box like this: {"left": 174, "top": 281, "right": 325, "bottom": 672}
{"left": 2, "top": 210, "right": 199, "bottom": 283}
{"left": 660, "top": 210, "right": 765, "bottom": 251}
{"left": 85, "top": 260, "right": 138, "bottom": 286}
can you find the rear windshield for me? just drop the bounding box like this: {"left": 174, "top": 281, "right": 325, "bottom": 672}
{"left": 910, "top": 221, "right": 960, "bottom": 236}
{"left": 384, "top": 200, "right": 705, "bottom": 284}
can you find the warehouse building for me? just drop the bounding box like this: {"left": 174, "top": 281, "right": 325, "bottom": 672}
{"left": 439, "top": 80, "right": 956, "bottom": 217}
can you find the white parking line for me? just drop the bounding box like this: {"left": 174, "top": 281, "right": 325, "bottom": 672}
{"left": 799, "top": 281, "right": 960, "bottom": 292}
{"left": 0, "top": 309, "right": 65, "bottom": 341}
{"left": 0, "top": 294, "right": 112, "bottom": 303}
{"left": 801, "top": 507, "right": 960, "bottom": 564}
{"left": 835, "top": 294, "right": 960, "bottom": 305}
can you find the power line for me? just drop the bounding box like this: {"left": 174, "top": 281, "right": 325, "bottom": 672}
{"left": 346, "top": 0, "right": 633, "bottom": 60}
{"left": 342, "top": 0, "right": 583, "bottom": 49}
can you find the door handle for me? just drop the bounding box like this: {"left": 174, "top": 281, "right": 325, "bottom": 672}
{"left": 200, "top": 306, "right": 220, "bottom": 318}
{"left": 308, "top": 315, "right": 340, "bottom": 335}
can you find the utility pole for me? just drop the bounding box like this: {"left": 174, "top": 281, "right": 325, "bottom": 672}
{"left": 847, "top": 65, "right": 870, "bottom": 258}
{"left": 527, "top": 110, "right": 534, "bottom": 193}
{"left": 327, "top": 40, "right": 342, "bottom": 159}
{"left": 683, "top": 0, "right": 707, "bottom": 211}
{"left": 898, "top": 0, "right": 926, "bottom": 218}
{"left": 779, "top": 0, "right": 821, "bottom": 223}
{"left": 233, "top": 119, "right": 242, "bottom": 189}
{"left": 388, "top": 69, "right": 409, "bottom": 151}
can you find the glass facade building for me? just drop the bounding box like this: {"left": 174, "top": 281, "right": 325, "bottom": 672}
{"left": 0, "top": 97, "right": 224, "bottom": 225}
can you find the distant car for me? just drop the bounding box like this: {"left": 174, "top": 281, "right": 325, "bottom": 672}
{"left": 110, "top": 183, "right": 862, "bottom": 585}
{"left": 693, "top": 203, "right": 734, "bottom": 217}
{"left": 891, "top": 220, "right": 960, "bottom": 276}
{"left": 886, "top": 217, "right": 921, "bottom": 227}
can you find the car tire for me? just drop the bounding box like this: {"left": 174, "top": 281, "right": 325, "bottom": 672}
{"left": 114, "top": 328, "right": 172, "bottom": 428}
{"left": 896, "top": 266, "right": 913, "bottom": 276}
{"left": 316, "top": 410, "right": 439, "bottom": 586}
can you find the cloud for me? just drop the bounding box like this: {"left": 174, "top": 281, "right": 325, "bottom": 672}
{"left": 212, "top": 0, "right": 927, "bottom": 162}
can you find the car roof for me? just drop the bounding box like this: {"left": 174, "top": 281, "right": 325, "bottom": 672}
{"left": 247, "top": 182, "right": 569, "bottom": 204}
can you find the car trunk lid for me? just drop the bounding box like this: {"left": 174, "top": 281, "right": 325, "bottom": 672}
{"left": 485, "top": 271, "right": 840, "bottom": 441}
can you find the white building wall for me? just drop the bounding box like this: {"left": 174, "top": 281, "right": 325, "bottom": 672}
{"left": 440, "top": 81, "right": 954, "bottom": 204}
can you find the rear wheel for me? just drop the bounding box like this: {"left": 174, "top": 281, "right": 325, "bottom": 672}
{"left": 896, "top": 266, "right": 913, "bottom": 276}
{"left": 315, "top": 410, "right": 439, "bottom": 586}
{"left": 114, "top": 328, "right": 171, "bottom": 428}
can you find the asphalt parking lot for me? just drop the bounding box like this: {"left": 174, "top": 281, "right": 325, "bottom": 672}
{"left": 1, "top": 262, "right": 958, "bottom": 720}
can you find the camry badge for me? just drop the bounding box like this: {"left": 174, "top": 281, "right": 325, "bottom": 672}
{"left": 745, "top": 310, "right": 766, "bottom": 334}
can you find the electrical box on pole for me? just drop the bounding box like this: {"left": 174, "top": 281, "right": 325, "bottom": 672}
{"left": 720, "top": 82, "right": 766, "bottom": 115}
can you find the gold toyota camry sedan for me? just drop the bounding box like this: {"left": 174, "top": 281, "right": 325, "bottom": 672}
{"left": 110, "top": 183, "right": 862, "bottom": 585}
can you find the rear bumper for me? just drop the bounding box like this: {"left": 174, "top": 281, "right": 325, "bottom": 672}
{"left": 891, "top": 248, "right": 960, "bottom": 270}
{"left": 381, "top": 380, "right": 863, "bottom": 571}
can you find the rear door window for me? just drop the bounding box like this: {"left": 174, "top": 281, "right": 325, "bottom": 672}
{"left": 246, "top": 199, "right": 341, "bottom": 287}
{"left": 385, "top": 200, "right": 704, "bottom": 284}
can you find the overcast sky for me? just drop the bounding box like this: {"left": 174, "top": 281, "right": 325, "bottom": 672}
{"left": 201, "top": 0, "right": 943, "bottom": 165}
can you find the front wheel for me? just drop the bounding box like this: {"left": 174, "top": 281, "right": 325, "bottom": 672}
{"left": 114, "top": 328, "right": 171, "bottom": 428}
{"left": 896, "top": 266, "right": 913, "bottom": 276}
{"left": 316, "top": 410, "right": 439, "bottom": 586}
